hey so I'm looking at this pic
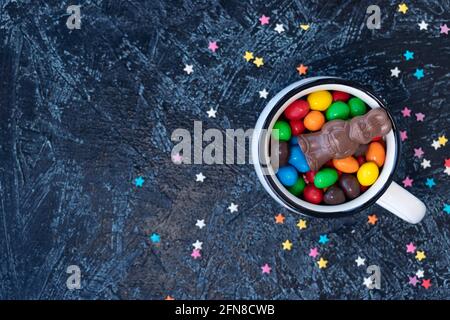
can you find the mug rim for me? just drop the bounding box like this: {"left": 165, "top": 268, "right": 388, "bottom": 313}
{"left": 258, "top": 77, "right": 400, "bottom": 219}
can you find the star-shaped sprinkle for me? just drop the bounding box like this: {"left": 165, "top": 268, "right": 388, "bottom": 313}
{"left": 415, "top": 112, "right": 425, "bottom": 121}
{"left": 445, "top": 167, "right": 450, "bottom": 176}
{"left": 261, "top": 263, "right": 271, "bottom": 274}
{"left": 309, "top": 247, "right": 319, "bottom": 258}
{"left": 183, "top": 64, "right": 193, "bottom": 74}
{"left": 355, "top": 256, "right": 366, "bottom": 267}
{"left": 403, "top": 50, "right": 414, "bottom": 60}
{"left": 414, "top": 148, "right": 424, "bottom": 158}
{"left": 317, "top": 257, "right": 328, "bottom": 269}
{"left": 274, "top": 23, "right": 285, "bottom": 33}
{"left": 172, "top": 153, "right": 183, "bottom": 164}
{"left": 421, "top": 279, "right": 431, "bottom": 289}
{"left": 401, "top": 107, "right": 411, "bottom": 117}
{"left": 416, "top": 250, "right": 426, "bottom": 261}
{"left": 406, "top": 242, "right": 416, "bottom": 253}
{"left": 319, "top": 234, "right": 329, "bottom": 245}
{"left": 297, "top": 219, "right": 307, "bottom": 230}
{"left": 390, "top": 67, "right": 401, "bottom": 77}
{"left": 150, "top": 233, "right": 160, "bottom": 243}
{"left": 363, "top": 277, "right": 373, "bottom": 288}
{"left": 414, "top": 68, "right": 424, "bottom": 80}
{"left": 208, "top": 41, "right": 218, "bottom": 52}
{"left": 398, "top": 3, "right": 408, "bottom": 14}
{"left": 191, "top": 249, "right": 201, "bottom": 259}
{"left": 196, "top": 172, "right": 206, "bottom": 182}
{"left": 409, "top": 276, "right": 419, "bottom": 286}
{"left": 192, "top": 240, "right": 203, "bottom": 250}
{"left": 368, "top": 214, "right": 378, "bottom": 225}
{"left": 400, "top": 130, "right": 408, "bottom": 141}
{"left": 207, "top": 107, "right": 217, "bottom": 118}
{"left": 259, "top": 14, "right": 270, "bottom": 25}
{"left": 243, "top": 51, "right": 254, "bottom": 62}
{"left": 445, "top": 159, "right": 450, "bottom": 167}
{"left": 195, "top": 219, "right": 206, "bottom": 229}
{"left": 440, "top": 24, "right": 449, "bottom": 35}
{"left": 282, "top": 240, "right": 293, "bottom": 251}
{"left": 425, "top": 178, "right": 436, "bottom": 188}
{"left": 253, "top": 57, "right": 264, "bottom": 67}
{"left": 259, "top": 88, "right": 269, "bottom": 99}
{"left": 134, "top": 176, "right": 145, "bottom": 187}
{"left": 438, "top": 135, "right": 448, "bottom": 146}
{"left": 431, "top": 139, "right": 441, "bottom": 150}
{"left": 228, "top": 202, "right": 238, "bottom": 213}
{"left": 296, "top": 64, "right": 308, "bottom": 75}
{"left": 416, "top": 269, "right": 424, "bottom": 278}
{"left": 299, "top": 24, "right": 310, "bottom": 30}
{"left": 275, "top": 213, "right": 285, "bottom": 224}
{"left": 402, "top": 176, "right": 413, "bottom": 187}
{"left": 444, "top": 204, "right": 450, "bottom": 214}
{"left": 164, "top": 295, "right": 175, "bottom": 300}
{"left": 418, "top": 20, "right": 428, "bottom": 30}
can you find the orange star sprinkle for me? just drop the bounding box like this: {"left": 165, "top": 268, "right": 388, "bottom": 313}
{"left": 164, "top": 295, "right": 175, "bottom": 300}
{"left": 296, "top": 64, "right": 308, "bottom": 75}
{"left": 275, "top": 213, "right": 285, "bottom": 224}
{"left": 368, "top": 214, "right": 378, "bottom": 225}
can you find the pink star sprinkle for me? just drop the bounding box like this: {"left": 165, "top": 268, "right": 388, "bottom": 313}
{"left": 415, "top": 113, "right": 425, "bottom": 121}
{"left": 440, "top": 24, "right": 449, "bottom": 35}
{"left": 401, "top": 107, "right": 411, "bottom": 117}
{"left": 402, "top": 176, "right": 413, "bottom": 188}
{"left": 191, "top": 249, "right": 201, "bottom": 259}
{"left": 408, "top": 276, "right": 419, "bottom": 286}
{"left": 259, "top": 15, "right": 270, "bottom": 25}
{"left": 172, "top": 153, "right": 183, "bottom": 164}
{"left": 261, "top": 263, "right": 271, "bottom": 274}
{"left": 413, "top": 148, "right": 424, "bottom": 158}
{"left": 309, "top": 247, "right": 319, "bottom": 258}
{"left": 400, "top": 130, "right": 408, "bottom": 141}
{"left": 208, "top": 41, "right": 219, "bottom": 52}
{"left": 406, "top": 242, "right": 417, "bottom": 253}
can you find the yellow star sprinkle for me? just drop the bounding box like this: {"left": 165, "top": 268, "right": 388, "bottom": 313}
{"left": 282, "top": 240, "right": 293, "bottom": 251}
{"left": 243, "top": 51, "right": 254, "bottom": 62}
{"left": 398, "top": 3, "right": 408, "bottom": 14}
{"left": 253, "top": 57, "right": 264, "bottom": 68}
{"left": 299, "top": 24, "right": 310, "bottom": 31}
{"left": 438, "top": 135, "right": 448, "bottom": 146}
{"left": 415, "top": 250, "right": 426, "bottom": 261}
{"left": 317, "top": 257, "right": 328, "bottom": 269}
{"left": 296, "top": 219, "right": 307, "bottom": 230}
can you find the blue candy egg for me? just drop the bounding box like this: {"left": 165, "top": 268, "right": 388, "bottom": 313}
{"left": 276, "top": 166, "right": 298, "bottom": 187}
{"left": 288, "top": 146, "right": 310, "bottom": 173}
{"left": 289, "top": 136, "right": 298, "bottom": 146}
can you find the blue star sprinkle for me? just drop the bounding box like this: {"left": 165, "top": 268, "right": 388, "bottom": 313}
{"left": 443, "top": 204, "right": 450, "bottom": 214}
{"left": 414, "top": 68, "right": 424, "bottom": 80}
{"left": 403, "top": 50, "right": 414, "bottom": 60}
{"left": 425, "top": 178, "right": 436, "bottom": 188}
{"left": 150, "top": 233, "right": 161, "bottom": 243}
{"left": 134, "top": 176, "right": 145, "bottom": 187}
{"left": 319, "top": 234, "right": 329, "bottom": 245}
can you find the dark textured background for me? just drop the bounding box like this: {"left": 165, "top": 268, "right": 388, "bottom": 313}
{"left": 0, "top": 0, "right": 449, "bottom": 300}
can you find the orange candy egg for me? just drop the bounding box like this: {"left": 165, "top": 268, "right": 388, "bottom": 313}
{"left": 303, "top": 111, "right": 325, "bottom": 131}
{"left": 366, "top": 142, "right": 386, "bottom": 167}
{"left": 332, "top": 156, "right": 359, "bottom": 173}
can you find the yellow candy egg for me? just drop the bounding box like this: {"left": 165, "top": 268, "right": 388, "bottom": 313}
{"left": 357, "top": 162, "right": 379, "bottom": 186}
{"left": 307, "top": 91, "right": 332, "bottom": 111}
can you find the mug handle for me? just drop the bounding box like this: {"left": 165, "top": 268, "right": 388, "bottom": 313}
{"left": 375, "top": 182, "right": 426, "bottom": 224}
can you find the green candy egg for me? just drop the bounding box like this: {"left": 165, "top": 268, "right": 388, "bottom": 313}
{"left": 272, "top": 121, "right": 291, "bottom": 141}
{"left": 348, "top": 97, "right": 367, "bottom": 117}
{"left": 325, "top": 101, "right": 350, "bottom": 121}
{"left": 288, "top": 176, "right": 306, "bottom": 196}
{"left": 314, "top": 168, "right": 339, "bottom": 189}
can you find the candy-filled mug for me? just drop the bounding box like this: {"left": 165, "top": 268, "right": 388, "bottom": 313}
{"left": 252, "top": 77, "right": 426, "bottom": 224}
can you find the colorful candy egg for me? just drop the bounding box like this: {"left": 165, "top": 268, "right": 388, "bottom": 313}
{"left": 332, "top": 91, "right": 350, "bottom": 102}
{"left": 326, "top": 101, "right": 350, "bottom": 121}
{"left": 271, "top": 141, "right": 289, "bottom": 167}
{"left": 285, "top": 100, "right": 310, "bottom": 120}
{"left": 304, "top": 110, "right": 325, "bottom": 131}
{"left": 304, "top": 170, "right": 317, "bottom": 184}
{"left": 332, "top": 156, "right": 359, "bottom": 173}
{"left": 314, "top": 168, "right": 339, "bottom": 189}
{"left": 323, "top": 186, "right": 346, "bottom": 205}
{"left": 365, "top": 142, "right": 385, "bottom": 167}
{"left": 357, "top": 162, "right": 379, "bottom": 186}
{"left": 307, "top": 91, "right": 332, "bottom": 111}
{"left": 303, "top": 185, "right": 323, "bottom": 204}
{"left": 272, "top": 120, "right": 291, "bottom": 141}
{"left": 276, "top": 166, "right": 298, "bottom": 187}
{"left": 288, "top": 146, "right": 310, "bottom": 173}
{"left": 339, "top": 174, "right": 361, "bottom": 199}
{"left": 288, "top": 176, "right": 306, "bottom": 196}
{"left": 289, "top": 120, "right": 305, "bottom": 135}
{"left": 348, "top": 97, "right": 367, "bottom": 117}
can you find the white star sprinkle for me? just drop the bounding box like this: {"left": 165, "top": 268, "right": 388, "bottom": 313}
{"left": 431, "top": 140, "right": 441, "bottom": 150}
{"left": 183, "top": 64, "right": 193, "bottom": 74}
{"left": 274, "top": 23, "right": 285, "bottom": 34}
{"left": 416, "top": 269, "right": 424, "bottom": 278}
{"left": 418, "top": 20, "right": 428, "bottom": 30}
{"left": 444, "top": 166, "right": 450, "bottom": 176}
{"left": 355, "top": 256, "right": 366, "bottom": 267}
{"left": 196, "top": 172, "right": 206, "bottom": 182}
{"left": 228, "top": 202, "right": 238, "bottom": 213}
{"left": 363, "top": 277, "right": 374, "bottom": 289}
{"left": 259, "top": 88, "right": 269, "bottom": 99}
{"left": 420, "top": 159, "right": 431, "bottom": 169}
{"left": 192, "top": 240, "right": 203, "bottom": 250}
{"left": 195, "top": 219, "right": 206, "bottom": 229}
{"left": 390, "top": 67, "right": 401, "bottom": 78}
{"left": 207, "top": 107, "right": 217, "bottom": 118}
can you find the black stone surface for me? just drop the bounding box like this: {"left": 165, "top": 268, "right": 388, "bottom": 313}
{"left": 0, "top": 0, "right": 449, "bottom": 299}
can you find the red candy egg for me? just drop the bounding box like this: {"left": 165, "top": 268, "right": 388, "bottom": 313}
{"left": 303, "top": 185, "right": 323, "bottom": 204}
{"left": 356, "top": 155, "right": 366, "bottom": 166}
{"left": 372, "top": 136, "right": 382, "bottom": 141}
{"left": 284, "top": 100, "right": 310, "bottom": 120}
{"left": 332, "top": 91, "right": 350, "bottom": 102}
{"left": 305, "top": 170, "right": 317, "bottom": 184}
{"left": 289, "top": 120, "right": 305, "bottom": 135}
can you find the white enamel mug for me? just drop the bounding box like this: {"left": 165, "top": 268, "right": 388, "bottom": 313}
{"left": 252, "top": 77, "right": 426, "bottom": 224}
